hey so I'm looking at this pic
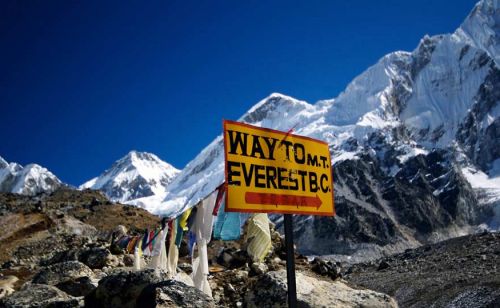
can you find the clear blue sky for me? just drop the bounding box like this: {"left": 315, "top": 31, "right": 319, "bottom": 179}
{"left": 0, "top": 0, "right": 477, "bottom": 186}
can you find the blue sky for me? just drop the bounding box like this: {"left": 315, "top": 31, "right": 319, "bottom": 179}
{"left": 0, "top": 0, "right": 477, "bottom": 185}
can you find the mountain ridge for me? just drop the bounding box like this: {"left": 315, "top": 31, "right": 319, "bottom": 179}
{"left": 161, "top": 0, "right": 500, "bottom": 260}
{"left": 79, "top": 150, "right": 180, "bottom": 210}
{"left": 0, "top": 156, "right": 63, "bottom": 196}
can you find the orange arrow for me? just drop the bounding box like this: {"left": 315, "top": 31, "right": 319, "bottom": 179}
{"left": 245, "top": 192, "right": 322, "bottom": 209}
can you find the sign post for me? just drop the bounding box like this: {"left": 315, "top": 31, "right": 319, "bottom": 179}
{"left": 284, "top": 214, "right": 297, "bottom": 307}
{"left": 223, "top": 120, "right": 335, "bottom": 307}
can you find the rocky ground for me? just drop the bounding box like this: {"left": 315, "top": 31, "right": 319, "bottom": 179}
{"left": 344, "top": 231, "right": 500, "bottom": 307}
{"left": 0, "top": 188, "right": 160, "bottom": 285}
{"left": 0, "top": 188, "right": 497, "bottom": 307}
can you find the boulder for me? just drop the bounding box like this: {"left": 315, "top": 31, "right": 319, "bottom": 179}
{"left": 0, "top": 275, "right": 18, "bottom": 289}
{"left": 0, "top": 283, "right": 80, "bottom": 307}
{"left": 0, "top": 286, "right": 15, "bottom": 300}
{"left": 112, "top": 225, "right": 128, "bottom": 239}
{"left": 0, "top": 276, "right": 17, "bottom": 300}
{"left": 245, "top": 270, "right": 397, "bottom": 308}
{"left": 377, "top": 260, "right": 390, "bottom": 271}
{"left": 217, "top": 248, "right": 249, "bottom": 268}
{"left": 250, "top": 262, "right": 268, "bottom": 276}
{"left": 137, "top": 280, "right": 215, "bottom": 308}
{"left": 85, "top": 268, "right": 169, "bottom": 308}
{"left": 56, "top": 276, "right": 97, "bottom": 297}
{"left": 311, "top": 257, "right": 342, "bottom": 279}
{"left": 57, "top": 216, "right": 98, "bottom": 237}
{"left": 32, "top": 261, "right": 95, "bottom": 286}
{"left": 123, "top": 254, "right": 135, "bottom": 267}
{"left": 177, "top": 262, "right": 192, "bottom": 274}
{"left": 41, "top": 249, "right": 80, "bottom": 266}
{"left": 79, "top": 247, "right": 113, "bottom": 269}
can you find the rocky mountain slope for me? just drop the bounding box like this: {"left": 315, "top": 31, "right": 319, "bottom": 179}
{"left": 0, "top": 188, "right": 160, "bottom": 267}
{"left": 80, "top": 151, "right": 179, "bottom": 211}
{"left": 0, "top": 190, "right": 398, "bottom": 307}
{"left": 162, "top": 0, "right": 500, "bottom": 260}
{"left": 0, "top": 156, "right": 62, "bottom": 196}
{"left": 344, "top": 231, "right": 500, "bottom": 307}
{"left": 0, "top": 186, "right": 496, "bottom": 307}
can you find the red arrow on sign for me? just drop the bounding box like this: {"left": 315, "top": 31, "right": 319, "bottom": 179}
{"left": 245, "top": 192, "right": 322, "bottom": 209}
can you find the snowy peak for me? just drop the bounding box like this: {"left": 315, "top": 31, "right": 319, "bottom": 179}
{"left": 0, "top": 157, "right": 62, "bottom": 195}
{"left": 80, "top": 151, "right": 180, "bottom": 205}
{"left": 11, "top": 164, "right": 62, "bottom": 195}
{"left": 325, "top": 50, "right": 412, "bottom": 128}
{"left": 457, "top": 0, "right": 500, "bottom": 66}
{"left": 0, "top": 156, "right": 8, "bottom": 169}
{"left": 240, "top": 93, "right": 316, "bottom": 131}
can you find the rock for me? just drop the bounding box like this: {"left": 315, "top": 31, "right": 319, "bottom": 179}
{"left": 250, "top": 262, "right": 268, "bottom": 276}
{"left": 311, "top": 257, "right": 329, "bottom": 275}
{"left": 137, "top": 280, "right": 215, "bottom": 308}
{"left": 0, "top": 275, "right": 18, "bottom": 289}
{"left": 232, "top": 270, "right": 249, "bottom": 283}
{"left": 54, "top": 276, "right": 96, "bottom": 297}
{"left": 311, "top": 257, "right": 342, "bottom": 280}
{"left": 226, "top": 283, "right": 236, "bottom": 294}
{"left": 267, "top": 257, "right": 283, "bottom": 271}
{"left": 106, "top": 254, "right": 120, "bottom": 268}
{"left": 377, "top": 260, "right": 390, "bottom": 271}
{"left": 41, "top": 249, "right": 80, "bottom": 266}
{"left": 110, "top": 225, "right": 128, "bottom": 255}
{"left": 217, "top": 248, "right": 249, "bottom": 268}
{"left": 58, "top": 216, "right": 98, "bottom": 237}
{"left": 178, "top": 262, "right": 192, "bottom": 274}
{"left": 245, "top": 270, "right": 397, "bottom": 308}
{"left": 110, "top": 243, "right": 123, "bottom": 255}
{"left": 1, "top": 260, "right": 15, "bottom": 269}
{"left": 85, "top": 268, "right": 169, "bottom": 308}
{"left": 79, "top": 247, "right": 113, "bottom": 269}
{"left": 112, "top": 225, "right": 128, "bottom": 238}
{"left": 0, "top": 275, "right": 18, "bottom": 300}
{"left": 209, "top": 280, "right": 218, "bottom": 291}
{"left": 94, "top": 268, "right": 108, "bottom": 277}
{"left": 123, "top": 254, "right": 135, "bottom": 267}
{"left": 32, "top": 261, "right": 95, "bottom": 286}
{"left": 0, "top": 283, "right": 80, "bottom": 307}
{"left": 0, "top": 286, "right": 15, "bottom": 300}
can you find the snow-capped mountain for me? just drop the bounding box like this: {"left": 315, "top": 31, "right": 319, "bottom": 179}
{"left": 0, "top": 156, "right": 63, "bottom": 195}
{"left": 161, "top": 0, "right": 500, "bottom": 260}
{"left": 80, "top": 151, "right": 180, "bottom": 211}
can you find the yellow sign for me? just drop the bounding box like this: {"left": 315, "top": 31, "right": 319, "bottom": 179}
{"left": 223, "top": 120, "right": 335, "bottom": 216}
